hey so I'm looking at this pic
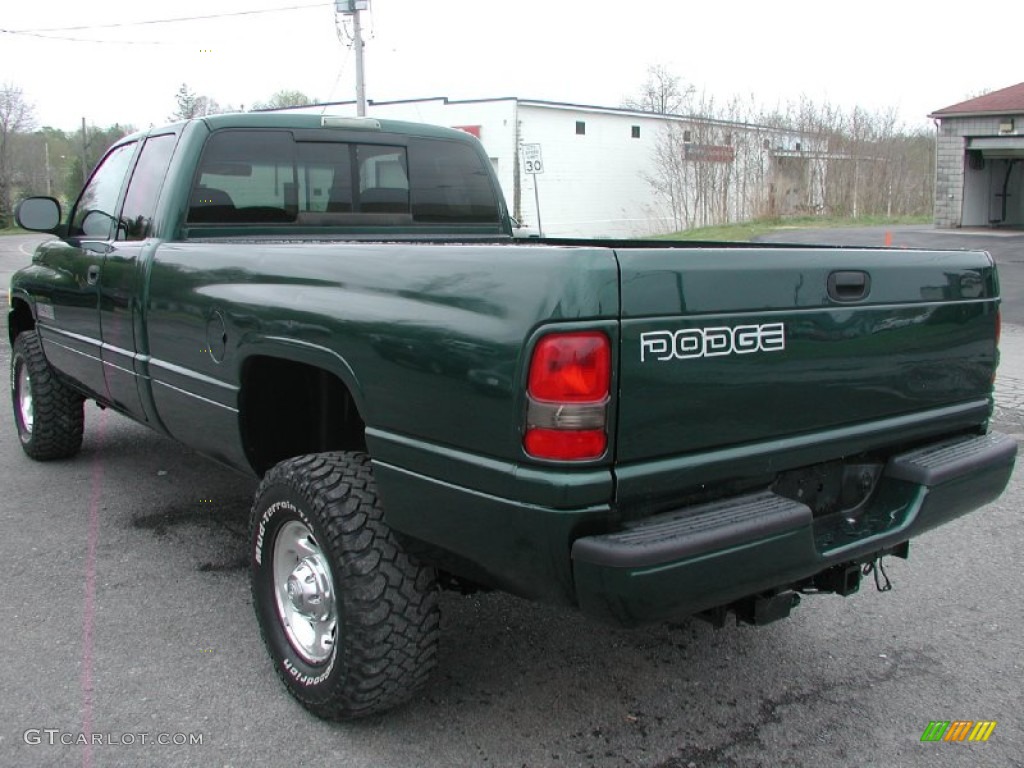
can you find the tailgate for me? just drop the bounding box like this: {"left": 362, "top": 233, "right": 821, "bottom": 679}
{"left": 614, "top": 246, "right": 999, "bottom": 463}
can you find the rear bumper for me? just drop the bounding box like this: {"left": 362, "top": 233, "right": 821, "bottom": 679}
{"left": 572, "top": 432, "right": 1017, "bottom": 626}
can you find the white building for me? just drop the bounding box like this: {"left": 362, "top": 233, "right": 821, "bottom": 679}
{"left": 277, "top": 97, "right": 823, "bottom": 238}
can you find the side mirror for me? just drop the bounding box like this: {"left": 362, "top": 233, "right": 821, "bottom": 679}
{"left": 15, "top": 197, "right": 62, "bottom": 233}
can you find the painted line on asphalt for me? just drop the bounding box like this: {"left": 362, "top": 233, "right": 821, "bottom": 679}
{"left": 81, "top": 409, "right": 108, "bottom": 768}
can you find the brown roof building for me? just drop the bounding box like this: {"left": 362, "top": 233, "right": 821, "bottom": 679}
{"left": 930, "top": 82, "right": 1024, "bottom": 228}
{"left": 930, "top": 82, "right": 1024, "bottom": 118}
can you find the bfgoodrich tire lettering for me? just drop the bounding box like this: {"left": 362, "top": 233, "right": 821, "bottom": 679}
{"left": 250, "top": 451, "right": 440, "bottom": 720}
{"left": 10, "top": 330, "right": 84, "bottom": 460}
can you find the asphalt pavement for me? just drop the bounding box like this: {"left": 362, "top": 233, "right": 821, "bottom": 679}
{"left": 1, "top": 230, "right": 1022, "bottom": 768}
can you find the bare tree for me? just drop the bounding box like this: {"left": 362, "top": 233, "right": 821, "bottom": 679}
{"left": 0, "top": 83, "right": 35, "bottom": 227}
{"left": 623, "top": 64, "right": 694, "bottom": 115}
{"left": 771, "top": 98, "right": 933, "bottom": 219}
{"left": 644, "top": 92, "right": 776, "bottom": 231}
{"left": 645, "top": 123, "right": 689, "bottom": 231}
{"left": 640, "top": 68, "right": 937, "bottom": 235}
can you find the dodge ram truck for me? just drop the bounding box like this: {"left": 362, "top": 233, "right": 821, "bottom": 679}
{"left": 9, "top": 112, "right": 1016, "bottom": 720}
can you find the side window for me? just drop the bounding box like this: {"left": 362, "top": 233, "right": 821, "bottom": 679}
{"left": 356, "top": 145, "right": 409, "bottom": 213}
{"left": 297, "top": 141, "right": 353, "bottom": 213}
{"left": 71, "top": 142, "right": 137, "bottom": 239}
{"left": 408, "top": 139, "right": 499, "bottom": 223}
{"left": 189, "top": 130, "right": 296, "bottom": 224}
{"left": 120, "top": 134, "right": 177, "bottom": 240}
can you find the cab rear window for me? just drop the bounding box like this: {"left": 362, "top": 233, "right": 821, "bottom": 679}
{"left": 187, "top": 129, "right": 500, "bottom": 227}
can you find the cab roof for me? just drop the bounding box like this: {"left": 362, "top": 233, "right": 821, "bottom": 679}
{"left": 136, "top": 112, "right": 477, "bottom": 143}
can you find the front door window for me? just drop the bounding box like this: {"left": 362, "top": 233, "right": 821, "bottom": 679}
{"left": 71, "top": 142, "right": 137, "bottom": 240}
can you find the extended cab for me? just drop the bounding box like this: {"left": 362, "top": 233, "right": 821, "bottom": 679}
{"left": 9, "top": 113, "right": 1016, "bottom": 720}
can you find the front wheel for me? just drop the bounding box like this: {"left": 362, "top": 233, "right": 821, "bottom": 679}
{"left": 250, "top": 451, "right": 440, "bottom": 720}
{"left": 11, "top": 330, "right": 84, "bottom": 460}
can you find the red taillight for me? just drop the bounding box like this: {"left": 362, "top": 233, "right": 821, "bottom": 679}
{"left": 524, "top": 429, "right": 607, "bottom": 461}
{"left": 528, "top": 333, "right": 610, "bottom": 402}
{"left": 524, "top": 332, "right": 611, "bottom": 461}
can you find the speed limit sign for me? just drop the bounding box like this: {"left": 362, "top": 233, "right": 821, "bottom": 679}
{"left": 522, "top": 143, "right": 544, "bottom": 174}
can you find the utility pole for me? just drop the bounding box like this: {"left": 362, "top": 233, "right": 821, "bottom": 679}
{"left": 336, "top": 1, "right": 368, "bottom": 116}
{"left": 81, "top": 117, "right": 88, "bottom": 186}
{"left": 44, "top": 141, "right": 51, "bottom": 197}
{"left": 852, "top": 158, "right": 859, "bottom": 219}
{"left": 353, "top": 9, "right": 366, "bottom": 116}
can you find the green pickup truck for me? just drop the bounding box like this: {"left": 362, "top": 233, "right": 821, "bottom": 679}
{"left": 10, "top": 113, "right": 1016, "bottom": 720}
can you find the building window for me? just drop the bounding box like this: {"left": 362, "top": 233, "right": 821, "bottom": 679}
{"left": 795, "top": 142, "right": 802, "bottom": 151}
{"left": 631, "top": 125, "right": 640, "bottom": 139}
{"left": 576, "top": 121, "right": 586, "bottom": 135}
{"left": 763, "top": 139, "right": 770, "bottom": 150}
{"left": 683, "top": 129, "right": 692, "bottom": 143}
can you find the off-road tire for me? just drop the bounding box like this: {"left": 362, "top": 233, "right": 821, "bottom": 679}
{"left": 11, "top": 330, "right": 85, "bottom": 460}
{"left": 250, "top": 451, "right": 440, "bottom": 720}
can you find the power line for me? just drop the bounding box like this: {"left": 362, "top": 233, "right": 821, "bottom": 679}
{"left": 321, "top": 43, "right": 354, "bottom": 114}
{"left": 7, "top": 2, "right": 329, "bottom": 34}
{"left": 0, "top": 28, "right": 177, "bottom": 45}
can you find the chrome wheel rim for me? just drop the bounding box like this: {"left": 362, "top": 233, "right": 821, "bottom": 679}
{"left": 272, "top": 520, "right": 337, "bottom": 664}
{"left": 16, "top": 362, "right": 33, "bottom": 435}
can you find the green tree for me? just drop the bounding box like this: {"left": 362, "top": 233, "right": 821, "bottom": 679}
{"left": 251, "top": 89, "right": 314, "bottom": 111}
{"left": 169, "top": 83, "right": 230, "bottom": 121}
{"left": 64, "top": 123, "right": 133, "bottom": 200}
{"left": 170, "top": 83, "right": 201, "bottom": 120}
{"left": 0, "top": 83, "right": 35, "bottom": 227}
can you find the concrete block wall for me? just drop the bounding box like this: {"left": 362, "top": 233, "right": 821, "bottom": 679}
{"left": 934, "top": 135, "right": 965, "bottom": 227}
{"left": 935, "top": 115, "right": 1020, "bottom": 227}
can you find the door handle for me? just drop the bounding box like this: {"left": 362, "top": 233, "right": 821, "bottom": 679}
{"left": 827, "top": 271, "right": 870, "bottom": 302}
{"left": 82, "top": 241, "right": 114, "bottom": 255}
{"left": 87, "top": 264, "right": 100, "bottom": 286}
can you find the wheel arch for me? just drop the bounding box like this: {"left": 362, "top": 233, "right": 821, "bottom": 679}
{"left": 237, "top": 342, "right": 369, "bottom": 476}
{"left": 8, "top": 295, "right": 36, "bottom": 346}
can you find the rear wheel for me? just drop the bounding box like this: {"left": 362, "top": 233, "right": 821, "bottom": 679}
{"left": 11, "top": 330, "right": 84, "bottom": 460}
{"left": 250, "top": 451, "right": 440, "bottom": 720}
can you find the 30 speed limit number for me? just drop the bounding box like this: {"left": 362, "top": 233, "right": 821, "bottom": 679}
{"left": 522, "top": 143, "right": 544, "bottom": 174}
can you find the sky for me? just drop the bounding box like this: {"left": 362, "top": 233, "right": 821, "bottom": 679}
{"left": 1, "top": 0, "right": 1020, "bottom": 134}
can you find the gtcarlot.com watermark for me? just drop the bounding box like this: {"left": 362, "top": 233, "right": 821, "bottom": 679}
{"left": 24, "top": 729, "right": 204, "bottom": 747}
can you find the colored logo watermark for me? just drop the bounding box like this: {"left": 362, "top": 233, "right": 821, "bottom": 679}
{"left": 920, "top": 721, "right": 996, "bottom": 742}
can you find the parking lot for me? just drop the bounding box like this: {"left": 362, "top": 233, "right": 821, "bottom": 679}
{"left": 1, "top": 228, "right": 1022, "bottom": 768}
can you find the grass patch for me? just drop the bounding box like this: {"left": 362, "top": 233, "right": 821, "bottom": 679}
{"left": 653, "top": 215, "right": 931, "bottom": 242}
{"left": 0, "top": 226, "right": 29, "bottom": 236}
